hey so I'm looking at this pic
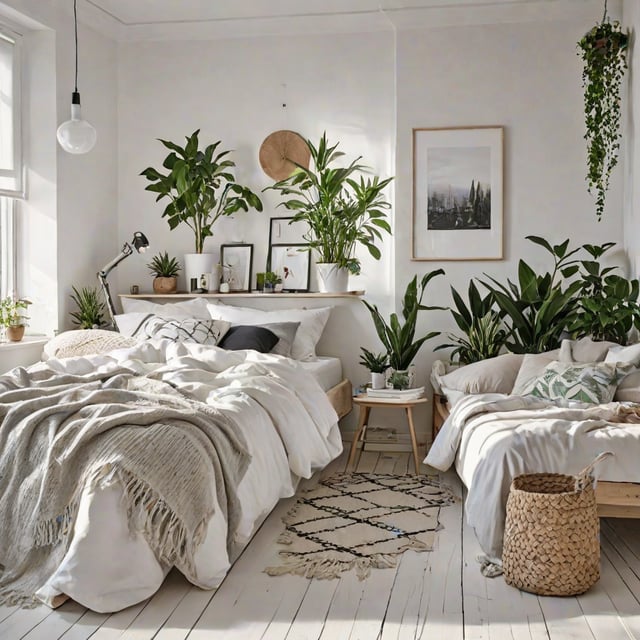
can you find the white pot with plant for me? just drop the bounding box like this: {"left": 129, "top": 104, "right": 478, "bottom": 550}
{"left": 147, "top": 251, "right": 181, "bottom": 294}
{"left": 0, "top": 296, "right": 31, "bottom": 342}
{"left": 359, "top": 348, "right": 389, "bottom": 390}
{"left": 266, "top": 132, "right": 393, "bottom": 293}
{"left": 362, "top": 271, "right": 445, "bottom": 389}
{"left": 141, "top": 130, "right": 263, "bottom": 290}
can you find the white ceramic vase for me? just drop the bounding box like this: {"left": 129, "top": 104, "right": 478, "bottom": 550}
{"left": 316, "top": 263, "right": 349, "bottom": 293}
{"left": 184, "top": 253, "right": 214, "bottom": 292}
{"left": 371, "top": 372, "right": 386, "bottom": 390}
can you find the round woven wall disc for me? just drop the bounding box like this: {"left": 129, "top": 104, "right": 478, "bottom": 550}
{"left": 259, "top": 130, "right": 310, "bottom": 181}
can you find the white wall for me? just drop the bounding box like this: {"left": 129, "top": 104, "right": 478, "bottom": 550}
{"left": 117, "top": 32, "right": 396, "bottom": 431}
{"left": 395, "top": 15, "right": 625, "bottom": 436}
{"left": 0, "top": 0, "right": 118, "bottom": 335}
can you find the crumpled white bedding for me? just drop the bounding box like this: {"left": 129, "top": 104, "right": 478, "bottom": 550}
{"left": 425, "top": 393, "right": 640, "bottom": 561}
{"left": 18, "top": 340, "right": 343, "bottom": 612}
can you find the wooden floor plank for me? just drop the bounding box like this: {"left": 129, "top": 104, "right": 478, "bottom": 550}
{"left": 152, "top": 587, "right": 216, "bottom": 640}
{"left": 0, "top": 603, "right": 54, "bottom": 639}
{"left": 536, "top": 596, "right": 596, "bottom": 640}
{"left": 283, "top": 578, "right": 341, "bottom": 640}
{"left": 355, "top": 450, "right": 380, "bottom": 473}
{"left": 392, "top": 453, "right": 410, "bottom": 476}
{"left": 22, "top": 600, "right": 87, "bottom": 640}
{"left": 88, "top": 599, "right": 150, "bottom": 640}
{"left": 375, "top": 452, "right": 402, "bottom": 474}
{"left": 58, "top": 610, "right": 112, "bottom": 640}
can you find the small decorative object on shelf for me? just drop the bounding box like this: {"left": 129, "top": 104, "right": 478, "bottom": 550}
{"left": 147, "top": 251, "right": 181, "bottom": 294}
{"left": 359, "top": 348, "right": 389, "bottom": 390}
{"left": 219, "top": 282, "right": 230, "bottom": 294}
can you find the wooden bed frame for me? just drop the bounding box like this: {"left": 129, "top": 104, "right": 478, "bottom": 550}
{"left": 327, "top": 379, "right": 353, "bottom": 420}
{"left": 431, "top": 392, "right": 640, "bottom": 518}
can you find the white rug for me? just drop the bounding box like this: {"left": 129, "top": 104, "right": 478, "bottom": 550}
{"left": 265, "top": 472, "right": 456, "bottom": 580}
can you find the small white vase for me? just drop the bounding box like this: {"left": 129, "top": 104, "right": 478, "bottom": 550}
{"left": 316, "top": 263, "right": 349, "bottom": 293}
{"left": 184, "top": 253, "right": 214, "bottom": 292}
{"left": 371, "top": 372, "right": 386, "bottom": 390}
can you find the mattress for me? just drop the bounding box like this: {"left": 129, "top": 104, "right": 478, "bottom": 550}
{"left": 299, "top": 356, "right": 343, "bottom": 392}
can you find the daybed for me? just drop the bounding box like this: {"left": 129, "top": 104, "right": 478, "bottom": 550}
{"left": 426, "top": 337, "right": 640, "bottom": 562}
{"left": 0, "top": 298, "right": 350, "bottom": 612}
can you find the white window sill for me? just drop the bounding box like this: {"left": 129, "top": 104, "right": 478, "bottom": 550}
{"left": 0, "top": 335, "right": 49, "bottom": 352}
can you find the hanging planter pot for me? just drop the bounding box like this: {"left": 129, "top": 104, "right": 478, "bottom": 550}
{"left": 577, "top": 12, "right": 628, "bottom": 220}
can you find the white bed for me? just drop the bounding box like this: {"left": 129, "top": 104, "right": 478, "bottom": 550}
{"left": 0, "top": 340, "right": 343, "bottom": 613}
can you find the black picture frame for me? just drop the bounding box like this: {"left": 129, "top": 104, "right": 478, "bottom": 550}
{"left": 220, "top": 243, "right": 253, "bottom": 292}
{"left": 268, "top": 243, "right": 311, "bottom": 292}
{"left": 267, "top": 216, "right": 310, "bottom": 270}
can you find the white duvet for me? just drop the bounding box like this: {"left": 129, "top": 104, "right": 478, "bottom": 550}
{"left": 425, "top": 393, "right": 640, "bottom": 561}
{"left": 13, "top": 340, "right": 343, "bottom": 612}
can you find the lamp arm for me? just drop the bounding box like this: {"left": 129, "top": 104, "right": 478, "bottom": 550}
{"left": 97, "top": 242, "right": 133, "bottom": 330}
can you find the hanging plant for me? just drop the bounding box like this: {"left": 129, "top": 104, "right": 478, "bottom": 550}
{"left": 577, "top": 9, "right": 628, "bottom": 220}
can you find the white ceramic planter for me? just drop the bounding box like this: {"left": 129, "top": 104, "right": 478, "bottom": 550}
{"left": 371, "top": 372, "right": 386, "bottom": 390}
{"left": 184, "top": 253, "right": 214, "bottom": 292}
{"left": 316, "top": 263, "right": 349, "bottom": 293}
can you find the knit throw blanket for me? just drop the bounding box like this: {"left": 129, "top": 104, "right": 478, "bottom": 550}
{"left": 0, "top": 366, "right": 251, "bottom": 607}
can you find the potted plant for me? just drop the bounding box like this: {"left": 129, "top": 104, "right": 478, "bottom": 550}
{"left": 140, "top": 129, "right": 263, "bottom": 286}
{"left": 359, "top": 348, "right": 389, "bottom": 390}
{"left": 435, "top": 280, "right": 506, "bottom": 364}
{"left": 362, "top": 270, "right": 445, "bottom": 389}
{"left": 578, "top": 15, "right": 628, "bottom": 219}
{"left": 265, "top": 132, "right": 393, "bottom": 292}
{"left": 69, "top": 286, "right": 105, "bottom": 329}
{"left": 0, "top": 296, "right": 31, "bottom": 342}
{"left": 263, "top": 271, "right": 282, "bottom": 293}
{"left": 147, "top": 251, "right": 181, "bottom": 294}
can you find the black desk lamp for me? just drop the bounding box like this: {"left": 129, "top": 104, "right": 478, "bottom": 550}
{"left": 98, "top": 231, "right": 149, "bottom": 329}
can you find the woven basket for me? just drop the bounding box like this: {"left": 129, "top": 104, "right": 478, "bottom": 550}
{"left": 502, "top": 453, "right": 611, "bottom": 596}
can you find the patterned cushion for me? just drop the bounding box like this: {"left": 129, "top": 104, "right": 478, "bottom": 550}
{"left": 136, "top": 316, "right": 230, "bottom": 345}
{"left": 519, "top": 360, "right": 627, "bottom": 404}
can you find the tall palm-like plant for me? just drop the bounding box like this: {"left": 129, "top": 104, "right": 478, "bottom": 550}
{"left": 265, "top": 132, "right": 393, "bottom": 275}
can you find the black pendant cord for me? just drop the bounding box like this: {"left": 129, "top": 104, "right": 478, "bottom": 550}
{"left": 73, "top": 0, "right": 78, "bottom": 93}
{"left": 602, "top": 0, "right": 608, "bottom": 23}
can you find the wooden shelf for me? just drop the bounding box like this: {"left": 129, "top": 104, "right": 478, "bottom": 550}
{"left": 119, "top": 291, "right": 365, "bottom": 299}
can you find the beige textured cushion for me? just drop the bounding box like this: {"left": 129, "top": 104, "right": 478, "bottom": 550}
{"left": 561, "top": 337, "right": 619, "bottom": 363}
{"left": 511, "top": 349, "right": 562, "bottom": 396}
{"left": 44, "top": 330, "right": 137, "bottom": 359}
{"left": 439, "top": 353, "right": 524, "bottom": 395}
{"left": 615, "top": 370, "right": 640, "bottom": 402}
{"left": 605, "top": 343, "right": 640, "bottom": 366}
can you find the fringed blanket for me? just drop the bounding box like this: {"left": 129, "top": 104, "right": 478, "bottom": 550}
{"left": 0, "top": 365, "right": 250, "bottom": 607}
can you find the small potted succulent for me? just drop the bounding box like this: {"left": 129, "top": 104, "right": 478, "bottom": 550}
{"left": 70, "top": 286, "right": 105, "bottom": 329}
{"left": 147, "top": 251, "right": 181, "bottom": 294}
{"left": 264, "top": 271, "right": 282, "bottom": 293}
{"left": 359, "top": 348, "right": 389, "bottom": 390}
{"left": 0, "top": 296, "right": 31, "bottom": 342}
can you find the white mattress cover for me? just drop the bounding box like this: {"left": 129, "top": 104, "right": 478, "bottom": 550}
{"left": 298, "top": 356, "right": 343, "bottom": 391}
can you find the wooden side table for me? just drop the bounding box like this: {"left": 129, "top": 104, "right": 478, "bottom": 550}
{"left": 347, "top": 395, "right": 428, "bottom": 475}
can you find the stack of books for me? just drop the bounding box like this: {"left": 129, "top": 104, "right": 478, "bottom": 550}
{"left": 366, "top": 386, "right": 425, "bottom": 401}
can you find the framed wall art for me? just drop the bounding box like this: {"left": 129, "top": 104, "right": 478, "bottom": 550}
{"left": 268, "top": 244, "right": 311, "bottom": 292}
{"left": 412, "top": 126, "right": 503, "bottom": 261}
{"left": 268, "top": 216, "right": 310, "bottom": 250}
{"left": 220, "top": 243, "right": 253, "bottom": 292}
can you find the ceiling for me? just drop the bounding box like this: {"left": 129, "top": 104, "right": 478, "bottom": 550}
{"left": 79, "top": 0, "right": 612, "bottom": 41}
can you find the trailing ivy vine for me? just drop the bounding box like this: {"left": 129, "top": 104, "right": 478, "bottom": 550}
{"left": 577, "top": 7, "right": 628, "bottom": 220}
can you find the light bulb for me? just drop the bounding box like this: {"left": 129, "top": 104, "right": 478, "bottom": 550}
{"left": 57, "top": 92, "right": 97, "bottom": 154}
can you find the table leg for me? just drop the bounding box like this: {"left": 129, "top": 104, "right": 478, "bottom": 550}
{"left": 347, "top": 405, "right": 371, "bottom": 471}
{"left": 406, "top": 406, "right": 421, "bottom": 475}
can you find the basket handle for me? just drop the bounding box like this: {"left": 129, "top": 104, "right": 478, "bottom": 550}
{"left": 575, "top": 451, "right": 614, "bottom": 490}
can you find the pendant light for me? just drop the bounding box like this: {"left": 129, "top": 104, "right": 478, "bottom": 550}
{"left": 56, "top": 0, "right": 97, "bottom": 154}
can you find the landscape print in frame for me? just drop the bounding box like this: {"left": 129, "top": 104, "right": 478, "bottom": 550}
{"left": 412, "top": 126, "right": 503, "bottom": 260}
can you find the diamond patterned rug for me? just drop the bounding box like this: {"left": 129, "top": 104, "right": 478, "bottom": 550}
{"left": 265, "top": 472, "right": 456, "bottom": 580}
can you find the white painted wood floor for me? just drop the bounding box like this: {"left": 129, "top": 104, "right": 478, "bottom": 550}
{"left": 3, "top": 449, "right": 640, "bottom": 639}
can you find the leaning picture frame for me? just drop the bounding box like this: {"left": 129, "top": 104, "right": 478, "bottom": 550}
{"left": 268, "top": 244, "right": 311, "bottom": 292}
{"left": 220, "top": 244, "right": 253, "bottom": 292}
{"left": 412, "top": 126, "right": 503, "bottom": 261}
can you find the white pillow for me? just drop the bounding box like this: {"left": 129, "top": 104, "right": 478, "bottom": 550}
{"left": 615, "top": 370, "right": 640, "bottom": 402}
{"left": 141, "top": 317, "right": 230, "bottom": 345}
{"left": 511, "top": 349, "right": 562, "bottom": 396}
{"left": 560, "top": 337, "right": 619, "bottom": 363}
{"left": 206, "top": 302, "right": 331, "bottom": 361}
{"left": 44, "top": 330, "right": 137, "bottom": 359}
{"left": 120, "top": 297, "right": 210, "bottom": 320}
{"left": 115, "top": 312, "right": 155, "bottom": 337}
{"left": 605, "top": 343, "right": 640, "bottom": 366}
{"left": 438, "top": 353, "right": 525, "bottom": 395}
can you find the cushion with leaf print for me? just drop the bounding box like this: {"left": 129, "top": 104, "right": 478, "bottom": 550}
{"left": 519, "top": 360, "right": 628, "bottom": 404}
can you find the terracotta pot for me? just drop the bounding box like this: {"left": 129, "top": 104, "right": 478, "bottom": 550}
{"left": 6, "top": 325, "right": 25, "bottom": 342}
{"left": 153, "top": 276, "right": 177, "bottom": 294}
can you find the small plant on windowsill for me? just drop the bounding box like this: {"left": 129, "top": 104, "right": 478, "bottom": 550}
{"left": 0, "top": 296, "right": 31, "bottom": 342}
{"left": 69, "top": 286, "right": 105, "bottom": 329}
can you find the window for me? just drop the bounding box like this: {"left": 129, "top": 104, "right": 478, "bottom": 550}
{"left": 0, "top": 24, "right": 21, "bottom": 299}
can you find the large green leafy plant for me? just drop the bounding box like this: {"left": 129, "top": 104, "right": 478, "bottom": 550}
{"left": 141, "top": 130, "right": 263, "bottom": 253}
{"left": 363, "top": 270, "right": 444, "bottom": 370}
{"left": 266, "top": 132, "right": 392, "bottom": 275}
{"left": 578, "top": 16, "right": 628, "bottom": 220}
